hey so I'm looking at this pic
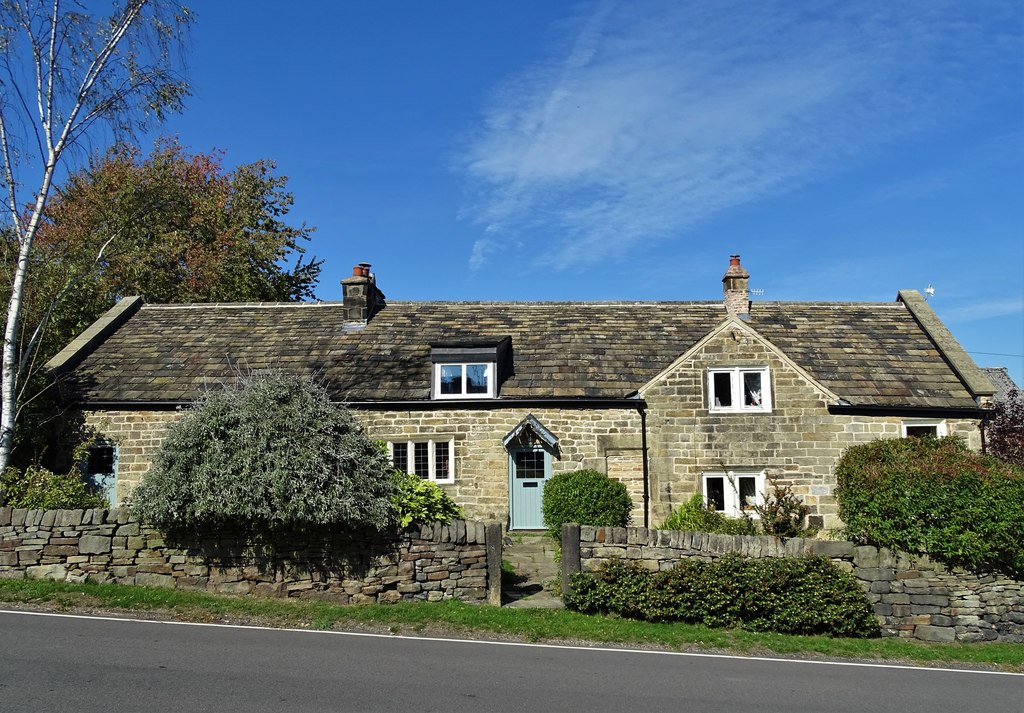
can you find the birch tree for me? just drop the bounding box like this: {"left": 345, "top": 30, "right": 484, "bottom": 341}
{"left": 0, "top": 0, "right": 191, "bottom": 485}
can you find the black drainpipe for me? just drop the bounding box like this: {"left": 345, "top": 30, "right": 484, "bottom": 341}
{"left": 639, "top": 406, "right": 650, "bottom": 528}
{"left": 979, "top": 410, "right": 988, "bottom": 455}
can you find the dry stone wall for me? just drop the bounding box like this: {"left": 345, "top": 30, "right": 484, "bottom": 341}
{"left": 564, "top": 525, "right": 1024, "bottom": 643}
{"left": 0, "top": 507, "right": 501, "bottom": 605}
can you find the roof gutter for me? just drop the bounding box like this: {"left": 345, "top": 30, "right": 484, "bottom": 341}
{"left": 77, "top": 396, "right": 649, "bottom": 412}
{"left": 827, "top": 403, "right": 988, "bottom": 419}
{"left": 348, "top": 397, "right": 648, "bottom": 411}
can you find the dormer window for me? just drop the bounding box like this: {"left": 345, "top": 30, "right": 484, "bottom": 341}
{"left": 430, "top": 337, "right": 511, "bottom": 400}
{"left": 708, "top": 366, "right": 771, "bottom": 413}
{"left": 436, "top": 362, "right": 494, "bottom": 398}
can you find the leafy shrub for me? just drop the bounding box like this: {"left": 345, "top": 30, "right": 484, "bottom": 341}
{"left": 565, "top": 554, "right": 879, "bottom": 637}
{"left": 836, "top": 436, "right": 1024, "bottom": 576}
{"left": 542, "top": 468, "right": 632, "bottom": 540}
{"left": 658, "top": 493, "right": 757, "bottom": 535}
{"left": 131, "top": 370, "right": 397, "bottom": 531}
{"left": 0, "top": 464, "right": 106, "bottom": 510}
{"left": 391, "top": 470, "right": 464, "bottom": 528}
{"left": 659, "top": 485, "right": 815, "bottom": 538}
{"left": 753, "top": 481, "right": 816, "bottom": 538}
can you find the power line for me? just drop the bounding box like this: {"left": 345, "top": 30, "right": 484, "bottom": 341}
{"left": 967, "top": 351, "right": 1024, "bottom": 358}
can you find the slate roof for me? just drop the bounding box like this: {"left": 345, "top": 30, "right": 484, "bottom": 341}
{"left": 982, "top": 367, "right": 1020, "bottom": 404}
{"left": 53, "top": 296, "right": 986, "bottom": 410}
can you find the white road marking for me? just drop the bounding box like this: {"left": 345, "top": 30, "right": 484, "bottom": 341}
{"left": 1, "top": 608, "right": 1019, "bottom": 677}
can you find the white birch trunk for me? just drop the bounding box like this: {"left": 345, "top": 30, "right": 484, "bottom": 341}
{"left": 0, "top": 0, "right": 175, "bottom": 484}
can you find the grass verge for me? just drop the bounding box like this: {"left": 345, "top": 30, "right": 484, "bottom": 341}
{"left": 0, "top": 578, "right": 1021, "bottom": 672}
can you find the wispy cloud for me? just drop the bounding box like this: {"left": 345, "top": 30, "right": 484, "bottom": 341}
{"left": 456, "top": 0, "right": 1019, "bottom": 270}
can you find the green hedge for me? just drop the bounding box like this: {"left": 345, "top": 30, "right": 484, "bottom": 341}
{"left": 565, "top": 554, "right": 879, "bottom": 637}
{"left": 835, "top": 436, "right": 1024, "bottom": 576}
{"left": 542, "top": 468, "right": 631, "bottom": 540}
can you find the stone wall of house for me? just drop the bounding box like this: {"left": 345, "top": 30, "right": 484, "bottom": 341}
{"left": 563, "top": 525, "right": 1024, "bottom": 643}
{"left": 640, "top": 327, "right": 982, "bottom": 528}
{"left": 83, "top": 411, "right": 182, "bottom": 506}
{"left": 86, "top": 408, "right": 647, "bottom": 525}
{"left": 85, "top": 387, "right": 982, "bottom": 531}
{"left": 355, "top": 407, "right": 645, "bottom": 524}
{"left": 0, "top": 507, "right": 501, "bottom": 605}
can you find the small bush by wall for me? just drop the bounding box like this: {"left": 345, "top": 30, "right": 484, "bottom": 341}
{"left": 565, "top": 554, "right": 878, "bottom": 637}
{"left": 659, "top": 486, "right": 816, "bottom": 538}
{"left": 658, "top": 493, "right": 757, "bottom": 535}
{"left": 0, "top": 464, "right": 106, "bottom": 510}
{"left": 542, "top": 469, "right": 631, "bottom": 541}
{"left": 835, "top": 436, "right": 1024, "bottom": 576}
{"left": 391, "top": 470, "right": 464, "bottom": 527}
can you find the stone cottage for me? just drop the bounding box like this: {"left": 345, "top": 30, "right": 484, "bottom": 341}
{"left": 47, "top": 256, "right": 995, "bottom": 531}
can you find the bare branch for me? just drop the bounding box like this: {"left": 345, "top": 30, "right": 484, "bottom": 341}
{"left": 18, "top": 225, "right": 122, "bottom": 377}
{"left": 0, "top": 111, "right": 23, "bottom": 235}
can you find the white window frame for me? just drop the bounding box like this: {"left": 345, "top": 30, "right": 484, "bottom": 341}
{"left": 901, "top": 419, "right": 948, "bottom": 438}
{"left": 387, "top": 438, "right": 455, "bottom": 483}
{"left": 433, "top": 362, "right": 495, "bottom": 399}
{"left": 702, "top": 470, "right": 766, "bottom": 518}
{"left": 707, "top": 366, "right": 772, "bottom": 413}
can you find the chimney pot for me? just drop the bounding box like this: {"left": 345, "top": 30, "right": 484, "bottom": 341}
{"left": 722, "top": 254, "right": 750, "bottom": 317}
{"left": 342, "top": 261, "right": 385, "bottom": 326}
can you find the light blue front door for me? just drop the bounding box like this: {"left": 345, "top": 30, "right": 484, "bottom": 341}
{"left": 84, "top": 443, "right": 118, "bottom": 507}
{"left": 509, "top": 447, "right": 551, "bottom": 530}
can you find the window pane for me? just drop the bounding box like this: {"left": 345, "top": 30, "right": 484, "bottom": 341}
{"left": 87, "top": 445, "right": 116, "bottom": 476}
{"left": 391, "top": 443, "right": 409, "bottom": 473}
{"left": 713, "top": 372, "right": 732, "bottom": 407}
{"left": 414, "top": 442, "right": 430, "bottom": 478}
{"left": 465, "top": 364, "right": 488, "bottom": 394}
{"left": 439, "top": 364, "right": 463, "bottom": 394}
{"left": 434, "top": 441, "right": 451, "bottom": 480}
{"left": 514, "top": 450, "right": 545, "bottom": 479}
{"left": 743, "top": 371, "right": 763, "bottom": 407}
{"left": 705, "top": 477, "right": 725, "bottom": 511}
{"left": 905, "top": 425, "right": 938, "bottom": 438}
{"left": 738, "top": 476, "right": 757, "bottom": 511}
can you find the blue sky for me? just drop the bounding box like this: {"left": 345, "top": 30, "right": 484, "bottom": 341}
{"left": 149, "top": 1, "right": 1022, "bottom": 385}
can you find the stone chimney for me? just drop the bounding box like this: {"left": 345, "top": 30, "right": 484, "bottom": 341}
{"left": 722, "top": 254, "right": 750, "bottom": 318}
{"left": 341, "top": 262, "right": 386, "bottom": 328}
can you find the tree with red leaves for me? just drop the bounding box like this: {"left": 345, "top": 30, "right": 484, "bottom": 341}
{"left": 988, "top": 387, "right": 1024, "bottom": 468}
{"left": 2, "top": 137, "right": 320, "bottom": 469}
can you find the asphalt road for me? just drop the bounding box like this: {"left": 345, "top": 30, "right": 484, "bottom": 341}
{"left": 0, "top": 610, "right": 1020, "bottom": 713}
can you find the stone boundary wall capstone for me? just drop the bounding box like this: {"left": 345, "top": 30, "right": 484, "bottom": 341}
{"left": 561, "top": 525, "right": 1024, "bottom": 643}
{"left": 0, "top": 507, "right": 502, "bottom": 606}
